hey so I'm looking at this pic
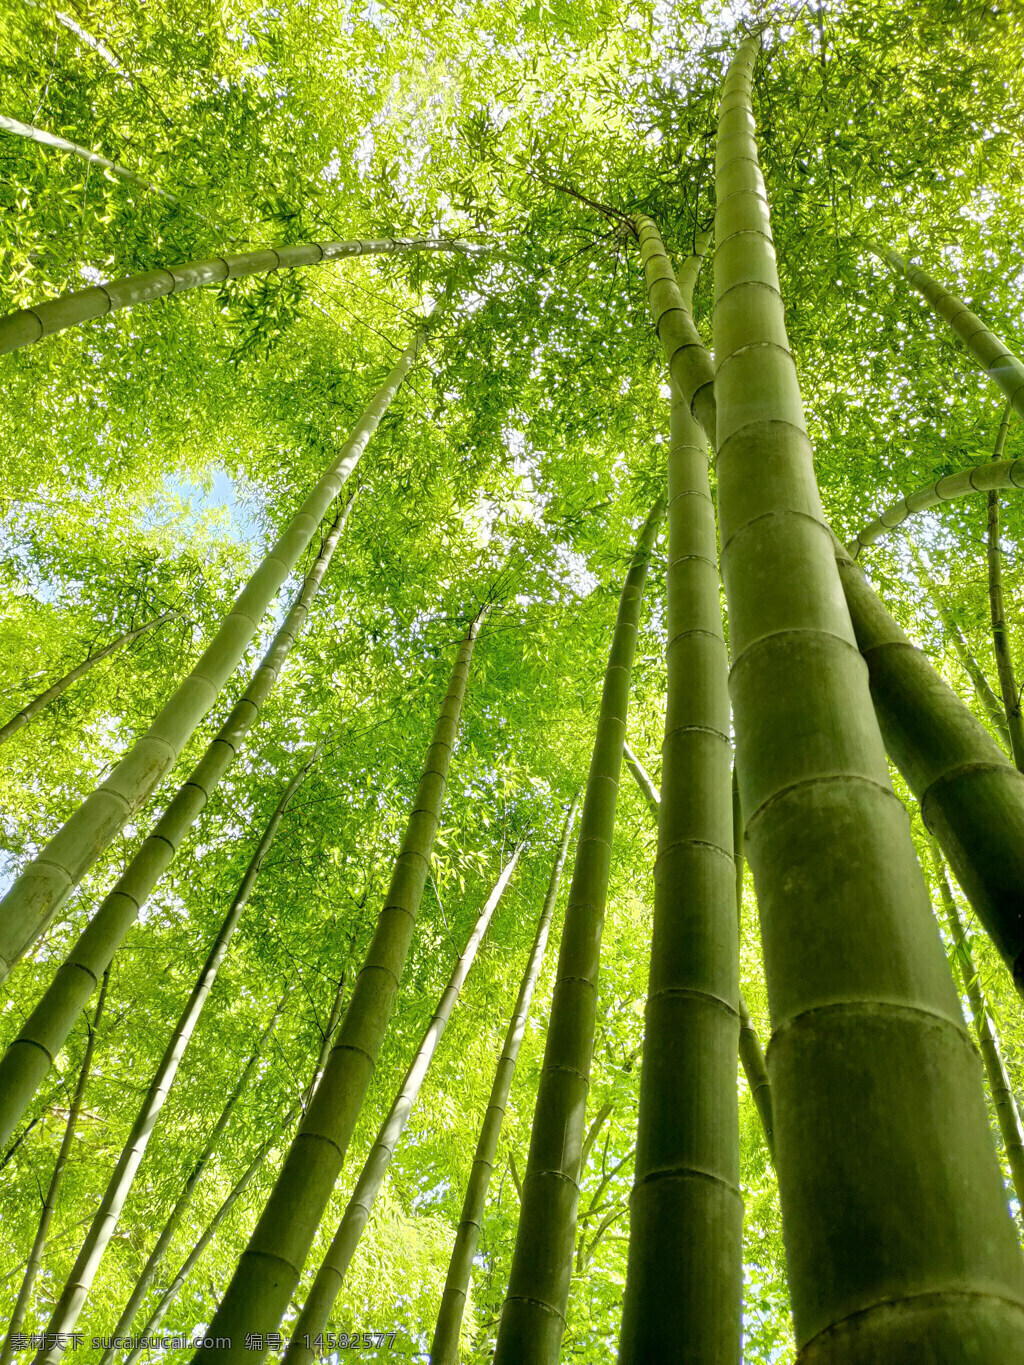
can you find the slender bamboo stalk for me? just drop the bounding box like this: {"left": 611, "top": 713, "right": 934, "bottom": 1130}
{"left": 0, "top": 329, "right": 420, "bottom": 981}
{"left": 0, "top": 499, "right": 351, "bottom": 1149}
{"left": 285, "top": 843, "right": 524, "bottom": 1365}
{"left": 119, "top": 1105, "right": 304, "bottom": 1365}
{"left": 98, "top": 989, "right": 294, "bottom": 1365}
{"left": 34, "top": 739, "right": 325, "bottom": 1360}
{"left": 928, "top": 841, "right": 1024, "bottom": 1210}
{"left": 430, "top": 797, "right": 579, "bottom": 1365}
{"left": 0, "top": 974, "right": 109, "bottom": 1365}
{"left": 0, "top": 114, "right": 185, "bottom": 207}
{"left": 620, "top": 219, "right": 741, "bottom": 1363}
{"left": 715, "top": 38, "right": 1024, "bottom": 1359}
{"left": 870, "top": 243, "right": 1024, "bottom": 418}
{"left": 0, "top": 610, "right": 176, "bottom": 748}
{"left": 985, "top": 445, "right": 1024, "bottom": 770}
{"left": 302, "top": 970, "right": 349, "bottom": 1112}
{"left": 493, "top": 500, "right": 664, "bottom": 1364}
{"left": 0, "top": 237, "right": 484, "bottom": 355}
{"left": 849, "top": 456, "right": 1024, "bottom": 559}
{"left": 192, "top": 608, "right": 488, "bottom": 1361}
{"left": 835, "top": 536, "right": 1024, "bottom": 990}
{"left": 622, "top": 740, "right": 659, "bottom": 819}
{"left": 908, "top": 540, "right": 1012, "bottom": 750}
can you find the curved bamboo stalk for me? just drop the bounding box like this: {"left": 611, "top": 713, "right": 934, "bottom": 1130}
{"left": 0, "top": 237, "right": 485, "bottom": 356}
{"left": 0, "top": 502, "right": 352, "bottom": 1148}
{"left": 193, "top": 608, "right": 488, "bottom": 1361}
{"left": 430, "top": 797, "right": 579, "bottom": 1365}
{"left": 285, "top": 843, "right": 524, "bottom": 1365}
{"left": 929, "top": 841, "right": 1024, "bottom": 1210}
{"left": 0, "top": 974, "right": 109, "bottom": 1365}
{"left": 98, "top": 985, "right": 300, "bottom": 1365}
{"left": 493, "top": 499, "right": 664, "bottom": 1365}
{"left": 35, "top": 733, "right": 330, "bottom": 1358}
{"left": 869, "top": 243, "right": 1024, "bottom": 418}
{"left": 0, "top": 610, "right": 176, "bottom": 748}
{"left": 620, "top": 219, "right": 741, "bottom": 1363}
{"left": 849, "top": 456, "right": 1024, "bottom": 558}
{"left": 908, "top": 540, "right": 1012, "bottom": 750}
{"left": 0, "top": 322, "right": 417, "bottom": 985}
{"left": 834, "top": 536, "right": 1024, "bottom": 990}
{"left": 714, "top": 37, "right": 1024, "bottom": 1361}
{"left": 985, "top": 424, "right": 1024, "bottom": 769}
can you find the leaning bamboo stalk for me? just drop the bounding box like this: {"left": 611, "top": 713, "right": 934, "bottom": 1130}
{"left": 98, "top": 987, "right": 297, "bottom": 1365}
{"left": 193, "top": 608, "right": 488, "bottom": 1361}
{"left": 430, "top": 797, "right": 579, "bottom": 1365}
{"left": 621, "top": 740, "right": 659, "bottom": 819}
{"left": 0, "top": 237, "right": 485, "bottom": 355}
{"left": 0, "top": 502, "right": 351, "bottom": 1148}
{"left": 285, "top": 843, "right": 525, "bottom": 1365}
{"left": 715, "top": 37, "right": 1024, "bottom": 1360}
{"left": 0, "top": 321, "right": 413, "bottom": 983}
{"left": 35, "top": 786, "right": 315, "bottom": 1358}
{"left": 985, "top": 435, "right": 1024, "bottom": 770}
{"left": 929, "top": 841, "right": 1024, "bottom": 1209}
{"left": 620, "top": 219, "right": 741, "bottom": 1363}
{"left": 0, "top": 610, "right": 176, "bottom": 748}
{"left": 849, "top": 456, "right": 1024, "bottom": 558}
{"left": 869, "top": 243, "right": 1024, "bottom": 419}
{"left": 302, "top": 970, "right": 348, "bottom": 1112}
{"left": 0, "top": 975, "right": 109, "bottom": 1365}
{"left": 493, "top": 500, "right": 664, "bottom": 1364}
{"left": 834, "top": 537, "right": 1024, "bottom": 990}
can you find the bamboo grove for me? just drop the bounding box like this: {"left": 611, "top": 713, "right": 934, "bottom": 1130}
{"left": 1, "top": 0, "right": 1024, "bottom": 1361}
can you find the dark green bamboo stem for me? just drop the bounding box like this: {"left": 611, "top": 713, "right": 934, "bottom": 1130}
{"left": 986, "top": 481, "right": 1024, "bottom": 770}
{"left": 430, "top": 797, "right": 579, "bottom": 1365}
{"left": 620, "top": 218, "right": 741, "bottom": 1363}
{"left": 850, "top": 457, "right": 1024, "bottom": 559}
{"left": 929, "top": 841, "right": 1024, "bottom": 1210}
{"left": 493, "top": 500, "right": 664, "bottom": 1365}
{"left": 0, "top": 610, "right": 176, "bottom": 748}
{"left": 908, "top": 540, "right": 1012, "bottom": 751}
{"left": 714, "top": 37, "right": 1024, "bottom": 1360}
{"left": 0, "top": 974, "right": 109, "bottom": 1365}
{"left": 0, "top": 500, "right": 352, "bottom": 1148}
{"left": 285, "top": 843, "right": 524, "bottom": 1365}
{"left": 193, "top": 608, "right": 488, "bottom": 1361}
{"left": 98, "top": 990, "right": 294, "bottom": 1364}
{"left": 870, "top": 243, "right": 1024, "bottom": 419}
{"left": 835, "top": 537, "right": 1024, "bottom": 991}
{"left": 0, "top": 237, "right": 484, "bottom": 355}
{"left": 0, "top": 322, "right": 419, "bottom": 981}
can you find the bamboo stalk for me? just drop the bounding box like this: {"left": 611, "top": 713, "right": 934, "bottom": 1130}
{"left": 0, "top": 501, "right": 351, "bottom": 1147}
{"left": 985, "top": 447, "right": 1024, "bottom": 770}
{"left": 430, "top": 797, "right": 579, "bottom": 1365}
{"left": 0, "top": 610, "right": 177, "bottom": 748}
{"left": 0, "top": 237, "right": 485, "bottom": 355}
{"left": 285, "top": 843, "right": 524, "bottom": 1365}
{"left": 493, "top": 500, "right": 664, "bottom": 1364}
{"left": 192, "top": 608, "right": 488, "bottom": 1361}
{"left": 0, "top": 975, "right": 109, "bottom": 1365}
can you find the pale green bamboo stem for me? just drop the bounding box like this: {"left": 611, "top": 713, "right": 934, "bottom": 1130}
{"left": 928, "top": 841, "right": 1024, "bottom": 1210}
{"left": 850, "top": 458, "right": 1024, "bottom": 559}
{"left": 716, "top": 38, "right": 1024, "bottom": 1359}
{"left": 0, "top": 114, "right": 184, "bottom": 206}
{"left": 621, "top": 218, "right": 741, "bottom": 1363}
{"left": 119, "top": 1105, "right": 303, "bottom": 1365}
{"left": 985, "top": 455, "right": 1024, "bottom": 770}
{"left": 493, "top": 500, "right": 664, "bottom": 1364}
{"left": 302, "top": 969, "right": 349, "bottom": 1113}
{"left": 430, "top": 797, "right": 579, "bottom": 1365}
{"left": 0, "top": 974, "right": 109, "bottom": 1365}
{"left": 0, "top": 502, "right": 351, "bottom": 1147}
{"left": 870, "top": 243, "right": 1024, "bottom": 418}
{"left": 0, "top": 610, "right": 177, "bottom": 748}
{"left": 0, "top": 326, "right": 403, "bottom": 981}
{"left": 192, "top": 608, "right": 488, "bottom": 1362}
{"left": 285, "top": 843, "right": 524, "bottom": 1365}
{"left": 908, "top": 539, "right": 1012, "bottom": 749}
{"left": 0, "top": 237, "right": 484, "bottom": 355}
{"left": 622, "top": 740, "right": 659, "bottom": 819}
{"left": 98, "top": 989, "right": 293, "bottom": 1365}
{"left": 35, "top": 733, "right": 326, "bottom": 1359}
